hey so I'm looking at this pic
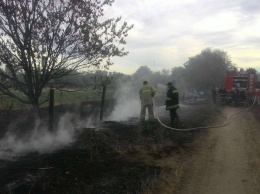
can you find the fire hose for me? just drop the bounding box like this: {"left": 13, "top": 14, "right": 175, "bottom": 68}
{"left": 153, "top": 96, "right": 257, "bottom": 131}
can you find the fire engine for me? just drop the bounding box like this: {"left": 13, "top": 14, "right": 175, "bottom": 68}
{"left": 220, "top": 69, "right": 260, "bottom": 105}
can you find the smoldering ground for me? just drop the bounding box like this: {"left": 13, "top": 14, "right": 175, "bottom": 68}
{"left": 0, "top": 79, "right": 141, "bottom": 160}
{"left": 0, "top": 77, "right": 168, "bottom": 161}
{"left": 0, "top": 112, "right": 99, "bottom": 160}
{"left": 0, "top": 82, "right": 217, "bottom": 194}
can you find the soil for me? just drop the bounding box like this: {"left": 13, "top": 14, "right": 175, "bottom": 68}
{"left": 7, "top": 97, "right": 256, "bottom": 194}
{"left": 0, "top": 99, "right": 214, "bottom": 194}
{"left": 177, "top": 105, "right": 260, "bottom": 194}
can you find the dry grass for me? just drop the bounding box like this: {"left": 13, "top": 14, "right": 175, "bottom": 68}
{"left": 107, "top": 133, "right": 192, "bottom": 194}
{"left": 243, "top": 120, "right": 260, "bottom": 192}
{"left": 142, "top": 164, "right": 184, "bottom": 194}
{"left": 139, "top": 129, "right": 209, "bottom": 194}
{"left": 0, "top": 102, "right": 213, "bottom": 193}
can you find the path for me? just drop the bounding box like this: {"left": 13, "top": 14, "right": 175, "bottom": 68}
{"left": 178, "top": 107, "right": 260, "bottom": 194}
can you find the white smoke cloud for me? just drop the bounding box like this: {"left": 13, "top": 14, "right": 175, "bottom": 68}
{"left": 107, "top": 81, "right": 140, "bottom": 121}
{"left": 0, "top": 78, "right": 154, "bottom": 160}
{"left": 0, "top": 112, "right": 97, "bottom": 160}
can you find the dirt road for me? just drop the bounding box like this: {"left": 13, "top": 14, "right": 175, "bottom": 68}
{"left": 178, "top": 106, "right": 260, "bottom": 194}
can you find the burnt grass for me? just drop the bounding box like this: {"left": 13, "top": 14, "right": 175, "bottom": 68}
{"left": 252, "top": 104, "right": 260, "bottom": 126}
{"left": 0, "top": 100, "right": 217, "bottom": 194}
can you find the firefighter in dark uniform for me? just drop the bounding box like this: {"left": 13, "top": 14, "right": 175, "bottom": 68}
{"left": 218, "top": 88, "right": 227, "bottom": 105}
{"left": 165, "top": 82, "right": 180, "bottom": 126}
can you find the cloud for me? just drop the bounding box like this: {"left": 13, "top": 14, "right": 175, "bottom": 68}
{"left": 104, "top": 0, "right": 260, "bottom": 74}
{"left": 239, "top": 0, "right": 260, "bottom": 14}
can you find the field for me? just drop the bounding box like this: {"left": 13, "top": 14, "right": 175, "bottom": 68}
{"left": 2, "top": 94, "right": 258, "bottom": 193}
{"left": 0, "top": 94, "right": 217, "bottom": 193}
{"left": 0, "top": 88, "right": 115, "bottom": 111}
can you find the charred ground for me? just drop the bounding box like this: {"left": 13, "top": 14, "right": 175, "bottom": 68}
{"left": 0, "top": 99, "right": 218, "bottom": 194}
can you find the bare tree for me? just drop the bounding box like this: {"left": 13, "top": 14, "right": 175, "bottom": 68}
{"left": 0, "top": 0, "right": 133, "bottom": 116}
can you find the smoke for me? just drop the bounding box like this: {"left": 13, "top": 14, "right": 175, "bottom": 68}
{"left": 107, "top": 80, "right": 140, "bottom": 121}
{"left": 0, "top": 77, "right": 142, "bottom": 160}
{"left": 0, "top": 112, "right": 97, "bottom": 161}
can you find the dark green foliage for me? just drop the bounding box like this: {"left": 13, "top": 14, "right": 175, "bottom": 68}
{"left": 183, "top": 48, "right": 234, "bottom": 90}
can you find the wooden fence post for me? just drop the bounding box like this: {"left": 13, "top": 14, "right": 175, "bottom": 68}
{"left": 49, "top": 88, "right": 54, "bottom": 131}
{"left": 100, "top": 85, "right": 107, "bottom": 122}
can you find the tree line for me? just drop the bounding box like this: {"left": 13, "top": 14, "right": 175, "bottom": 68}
{"left": 0, "top": 0, "right": 257, "bottom": 117}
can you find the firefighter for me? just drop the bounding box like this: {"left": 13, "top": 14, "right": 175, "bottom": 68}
{"left": 211, "top": 86, "right": 218, "bottom": 104}
{"left": 165, "top": 82, "right": 180, "bottom": 126}
{"left": 245, "top": 89, "right": 254, "bottom": 107}
{"left": 139, "top": 81, "right": 156, "bottom": 122}
{"left": 218, "top": 88, "right": 227, "bottom": 105}
{"left": 233, "top": 87, "right": 239, "bottom": 106}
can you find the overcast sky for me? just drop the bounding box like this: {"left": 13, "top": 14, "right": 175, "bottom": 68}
{"left": 103, "top": 0, "right": 260, "bottom": 74}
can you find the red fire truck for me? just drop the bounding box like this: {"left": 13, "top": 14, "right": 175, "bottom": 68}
{"left": 220, "top": 70, "right": 260, "bottom": 105}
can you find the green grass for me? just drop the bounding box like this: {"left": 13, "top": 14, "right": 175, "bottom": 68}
{"left": 0, "top": 88, "right": 115, "bottom": 110}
